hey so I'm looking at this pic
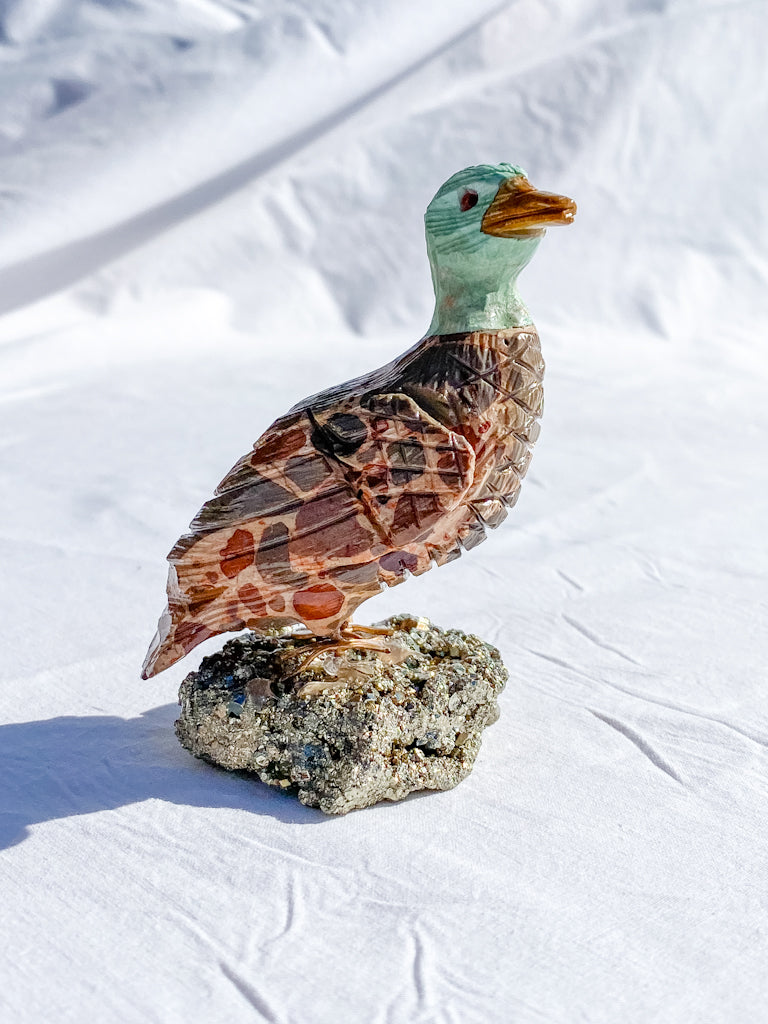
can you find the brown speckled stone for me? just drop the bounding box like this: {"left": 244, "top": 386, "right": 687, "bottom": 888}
{"left": 175, "top": 614, "right": 508, "bottom": 815}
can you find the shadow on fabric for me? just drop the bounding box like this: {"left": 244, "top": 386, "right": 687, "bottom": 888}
{"left": 0, "top": 703, "right": 327, "bottom": 849}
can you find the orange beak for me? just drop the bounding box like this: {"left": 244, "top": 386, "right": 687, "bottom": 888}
{"left": 481, "top": 175, "right": 576, "bottom": 238}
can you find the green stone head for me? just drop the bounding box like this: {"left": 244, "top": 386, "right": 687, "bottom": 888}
{"left": 424, "top": 163, "right": 576, "bottom": 334}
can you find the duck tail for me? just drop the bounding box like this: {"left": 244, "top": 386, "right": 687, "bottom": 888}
{"left": 141, "top": 603, "right": 177, "bottom": 679}
{"left": 140, "top": 563, "right": 220, "bottom": 678}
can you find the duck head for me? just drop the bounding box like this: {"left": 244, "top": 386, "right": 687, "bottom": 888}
{"left": 424, "top": 163, "right": 576, "bottom": 335}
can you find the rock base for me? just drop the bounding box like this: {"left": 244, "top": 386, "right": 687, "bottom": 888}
{"left": 175, "top": 614, "right": 508, "bottom": 815}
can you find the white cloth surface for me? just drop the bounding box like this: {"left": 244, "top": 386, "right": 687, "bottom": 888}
{"left": 1, "top": 1, "right": 767, "bottom": 1021}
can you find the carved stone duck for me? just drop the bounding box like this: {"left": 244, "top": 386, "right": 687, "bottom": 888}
{"left": 142, "top": 163, "right": 576, "bottom": 678}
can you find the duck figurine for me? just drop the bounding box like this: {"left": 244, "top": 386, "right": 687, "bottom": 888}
{"left": 141, "top": 163, "right": 576, "bottom": 679}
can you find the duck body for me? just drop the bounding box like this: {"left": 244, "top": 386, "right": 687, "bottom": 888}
{"left": 142, "top": 163, "right": 574, "bottom": 678}
{"left": 142, "top": 326, "right": 543, "bottom": 677}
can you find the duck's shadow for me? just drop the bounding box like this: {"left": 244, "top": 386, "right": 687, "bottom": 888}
{"left": 0, "top": 703, "right": 329, "bottom": 850}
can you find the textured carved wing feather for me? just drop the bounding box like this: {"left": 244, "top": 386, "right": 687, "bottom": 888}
{"left": 189, "top": 414, "right": 330, "bottom": 535}
{"left": 310, "top": 391, "right": 476, "bottom": 550}
{"left": 142, "top": 328, "right": 544, "bottom": 678}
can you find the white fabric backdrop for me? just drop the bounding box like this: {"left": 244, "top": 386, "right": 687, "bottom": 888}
{"left": 2, "top": 1, "right": 767, "bottom": 1020}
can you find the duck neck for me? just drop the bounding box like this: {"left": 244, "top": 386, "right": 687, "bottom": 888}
{"left": 427, "top": 270, "right": 531, "bottom": 335}
{"left": 425, "top": 234, "right": 541, "bottom": 336}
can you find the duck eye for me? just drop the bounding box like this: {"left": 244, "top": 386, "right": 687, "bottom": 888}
{"left": 459, "top": 189, "right": 478, "bottom": 212}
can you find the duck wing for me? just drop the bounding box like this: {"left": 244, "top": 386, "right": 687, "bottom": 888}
{"left": 141, "top": 392, "right": 475, "bottom": 677}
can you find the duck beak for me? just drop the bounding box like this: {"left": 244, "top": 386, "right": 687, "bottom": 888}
{"left": 481, "top": 175, "right": 576, "bottom": 238}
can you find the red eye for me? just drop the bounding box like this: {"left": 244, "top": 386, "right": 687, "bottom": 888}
{"left": 460, "top": 189, "right": 478, "bottom": 212}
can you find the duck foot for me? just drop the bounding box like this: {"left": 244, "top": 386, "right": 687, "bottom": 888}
{"left": 275, "top": 623, "right": 402, "bottom": 689}
{"left": 342, "top": 623, "right": 395, "bottom": 639}
{"left": 277, "top": 633, "right": 393, "bottom": 682}
{"left": 276, "top": 622, "right": 396, "bottom": 680}
{"left": 286, "top": 622, "right": 394, "bottom": 643}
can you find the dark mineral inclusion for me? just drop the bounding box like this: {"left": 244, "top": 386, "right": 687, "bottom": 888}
{"left": 176, "top": 615, "right": 508, "bottom": 815}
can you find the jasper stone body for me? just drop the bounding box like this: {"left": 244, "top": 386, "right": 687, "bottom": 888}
{"left": 143, "top": 327, "right": 543, "bottom": 676}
